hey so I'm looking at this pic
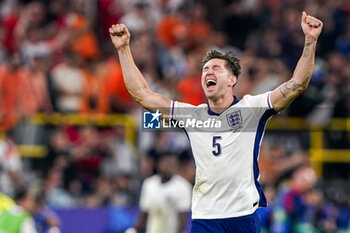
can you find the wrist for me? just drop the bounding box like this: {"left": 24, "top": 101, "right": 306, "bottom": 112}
{"left": 305, "top": 36, "right": 317, "bottom": 43}
{"left": 117, "top": 45, "right": 130, "bottom": 54}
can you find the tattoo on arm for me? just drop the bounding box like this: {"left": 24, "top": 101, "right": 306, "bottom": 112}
{"left": 305, "top": 42, "right": 313, "bottom": 47}
{"left": 279, "top": 76, "right": 312, "bottom": 99}
{"left": 303, "top": 48, "right": 311, "bottom": 57}
{"left": 301, "top": 75, "right": 312, "bottom": 86}
{"left": 279, "top": 85, "right": 287, "bottom": 98}
{"left": 302, "top": 42, "right": 314, "bottom": 58}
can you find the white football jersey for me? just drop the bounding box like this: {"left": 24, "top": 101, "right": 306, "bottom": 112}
{"left": 140, "top": 174, "right": 192, "bottom": 233}
{"left": 170, "top": 92, "right": 276, "bottom": 219}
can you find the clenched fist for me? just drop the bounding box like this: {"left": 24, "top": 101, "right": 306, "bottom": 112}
{"left": 109, "top": 24, "right": 131, "bottom": 50}
{"left": 301, "top": 11, "right": 323, "bottom": 42}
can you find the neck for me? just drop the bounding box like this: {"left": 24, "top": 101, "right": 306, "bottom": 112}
{"left": 160, "top": 174, "right": 172, "bottom": 183}
{"left": 208, "top": 94, "right": 234, "bottom": 114}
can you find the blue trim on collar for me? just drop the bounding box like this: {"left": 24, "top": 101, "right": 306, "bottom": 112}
{"left": 207, "top": 96, "right": 240, "bottom": 116}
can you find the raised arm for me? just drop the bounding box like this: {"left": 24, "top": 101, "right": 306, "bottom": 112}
{"left": 109, "top": 24, "right": 171, "bottom": 117}
{"left": 270, "top": 12, "right": 323, "bottom": 112}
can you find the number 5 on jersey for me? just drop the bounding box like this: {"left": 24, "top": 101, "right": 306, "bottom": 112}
{"left": 212, "top": 136, "right": 222, "bottom": 156}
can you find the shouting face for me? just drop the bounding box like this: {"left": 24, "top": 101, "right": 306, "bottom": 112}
{"left": 201, "top": 58, "right": 237, "bottom": 101}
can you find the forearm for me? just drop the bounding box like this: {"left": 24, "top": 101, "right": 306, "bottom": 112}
{"left": 117, "top": 46, "right": 151, "bottom": 103}
{"left": 290, "top": 38, "right": 315, "bottom": 87}
{"left": 177, "top": 212, "right": 189, "bottom": 233}
{"left": 110, "top": 24, "right": 171, "bottom": 113}
{"left": 270, "top": 12, "right": 322, "bottom": 111}
{"left": 134, "top": 212, "right": 147, "bottom": 232}
{"left": 280, "top": 38, "right": 316, "bottom": 97}
{"left": 271, "top": 37, "right": 317, "bottom": 111}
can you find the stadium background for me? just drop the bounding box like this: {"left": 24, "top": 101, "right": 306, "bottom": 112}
{"left": 0, "top": 0, "right": 350, "bottom": 232}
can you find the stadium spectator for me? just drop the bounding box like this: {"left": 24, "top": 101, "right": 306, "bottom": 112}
{"left": 101, "top": 56, "right": 134, "bottom": 113}
{"left": 0, "top": 53, "right": 33, "bottom": 129}
{"left": 50, "top": 51, "right": 84, "bottom": 113}
{"left": 141, "top": 132, "right": 174, "bottom": 179}
{"left": 119, "top": 2, "right": 153, "bottom": 36}
{"left": 111, "top": 172, "right": 138, "bottom": 207}
{"left": 156, "top": 4, "right": 190, "bottom": 49}
{"left": 337, "top": 194, "right": 350, "bottom": 232}
{"left": 101, "top": 127, "right": 137, "bottom": 178}
{"left": 187, "top": 3, "right": 212, "bottom": 50}
{"left": 20, "top": 57, "right": 53, "bottom": 116}
{"left": 44, "top": 168, "right": 75, "bottom": 208}
{"left": 97, "top": 0, "right": 126, "bottom": 46}
{"left": 44, "top": 127, "right": 73, "bottom": 170}
{"left": 1, "top": 2, "right": 20, "bottom": 53}
{"left": 259, "top": 144, "right": 308, "bottom": 186}
{"left": 256, "top": 184, "right": 276, "bottom": 233}
{"left": 71, "top": 126, "right": 109, "bottom": 191}
{"left": 272, "top": 166, "right": 318, "bottom": 233}
{"left": 0, "top": 192, "right": 15, "bottom": 212}
{"left": 130, "top": 30, "right": 157, "bottom": 79}
{"left": 84, "top": 176, "right": 112, "bottom": 207}
{"left": 65, "top": 1, "right": 99, "bottom": 59}
{"left": 34, "top": 189, "right": 61, "bottom": 233}
{"left": 0, "top": 133, "right": 23, "bottom": 197}
{"left": 0, "top": 189, "right": 38, "bottom": 233}
{"left": 14, "top": 1, "right": 65, "bottom": 64}
{"left": 80, "top": 59, "right": 109, "bottom": 114}
{"left": 176, "top": 52, "right": 206, "bottom": 106}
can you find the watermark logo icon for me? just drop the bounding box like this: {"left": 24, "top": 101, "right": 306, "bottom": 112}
{"left": 143, "top": 110, "right": 161, "bottom": 129}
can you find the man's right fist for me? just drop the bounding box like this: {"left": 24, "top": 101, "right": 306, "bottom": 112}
{"left": 109, "top": 24, "right": 131, "bottom": 50}
{"left": 301, "top": 12, "right": 323, "bottom": 42}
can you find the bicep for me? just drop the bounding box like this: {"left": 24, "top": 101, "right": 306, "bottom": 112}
{"left": 137, "top": 90, "right": 172, "bottom": 118}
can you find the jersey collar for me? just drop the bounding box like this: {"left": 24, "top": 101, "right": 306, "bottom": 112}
{"left": 207, "top": 96, "right": 240, "bottom": 116}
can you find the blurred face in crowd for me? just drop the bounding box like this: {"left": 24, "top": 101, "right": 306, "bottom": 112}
{"left": 45, "top": 169, "right": 63, "bottom": 189}
{"left": 51, "top": 129, "right": 69, "bottom": 151}
{"left": 8, "top": 53, "right": 22, "bottom": 71}
{"left": 27, "top": 1, "right": 46, "bottom": 25}
{"left": 201, "top": 58, "right": 236, "bottom": 101}
{"left": 157, "top": 155, "right": 178, "bottom": 182}
{"left": 18, "top": 194, "right": 36, "bottom": 213}
{"left": 29, "top": 57, "right": 48, "bottom": 72}
{"left": 80, "top": 126, "right": 100, "bottom": 148}
{"left": 293, "top": 166, "right": 317, "bottom": 193}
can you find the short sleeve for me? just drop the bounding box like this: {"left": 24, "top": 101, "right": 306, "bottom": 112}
{"left": 174, "top": 178, "right": 192, "bottom": 212}
{"left": 170, "top": 101, "right": 196, "bottom": 122}
{"left": 243, "top": 92, "right": 275, "bottom": 118}
{"left": 139, "top": 180, "right": 151, "bottom": 211}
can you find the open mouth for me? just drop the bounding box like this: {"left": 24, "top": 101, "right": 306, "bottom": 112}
{"left": 206, "top": 79, "right": 217, "bottom": 88}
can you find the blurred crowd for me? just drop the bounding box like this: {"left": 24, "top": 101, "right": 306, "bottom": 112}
{"left": 1, "top": 0, "right": 350, "bottom": 232}
{"left": 0, "top": 0, "right": 349, "bottom": 127}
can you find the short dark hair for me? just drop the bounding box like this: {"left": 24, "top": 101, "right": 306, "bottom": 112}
{"left": 14, "top": 189, "right": 29, "bottom": 202}
{"left": 201, "top": 50, "right": 241, "bottom": 78}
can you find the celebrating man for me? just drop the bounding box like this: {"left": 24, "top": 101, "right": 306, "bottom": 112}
{"left": 110, "top": 11, "right": 322, "bottom": 233}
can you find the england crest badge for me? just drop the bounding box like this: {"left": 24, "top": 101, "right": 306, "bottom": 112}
{"left": 226, "top": 110, "right": 243, "bottom": 129}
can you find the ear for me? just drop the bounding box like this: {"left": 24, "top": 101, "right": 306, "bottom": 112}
{"left": 228, "top": 75, "right": 238, "bottom": 87}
